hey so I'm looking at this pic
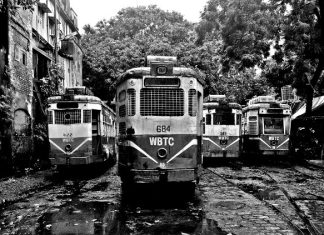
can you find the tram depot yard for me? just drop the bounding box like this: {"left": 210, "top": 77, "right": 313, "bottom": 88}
{"left": 2, "top": 56, "right": 324, "bottom": 234}
{"left": 1, "top": 161, "right": 324, "bottom": 234}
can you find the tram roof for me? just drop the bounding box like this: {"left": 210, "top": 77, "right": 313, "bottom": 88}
{"left": 47, "top": 95, "right": 116, "bottom": 114}
{"left": 203, "top": 102, "right": 242, "bottom": 110}
{"left": 242, "top": 102, "right": 290, "bottom": 112}
{"left": 117, "top": 67, "right": 205, "bottom": 85}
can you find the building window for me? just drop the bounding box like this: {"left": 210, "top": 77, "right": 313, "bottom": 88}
{"left": 14, "top": 45, "right": 19, "bottom": 61}
{"left": 22, "top": 51, "right": 27, "bottom": 65}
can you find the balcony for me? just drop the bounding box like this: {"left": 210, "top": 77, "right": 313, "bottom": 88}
{"left": 37, "top": 2, "right": 51, "bottom": 13}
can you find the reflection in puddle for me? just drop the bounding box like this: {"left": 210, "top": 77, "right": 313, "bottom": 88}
{"left": 36, "top": 201, "right": 127, "bottom": 235}
{"left": 121, "top": 183, "right": 228, "bottom": 234}
{"left": 36, "top": 183, "right": 228, "bottom": 235}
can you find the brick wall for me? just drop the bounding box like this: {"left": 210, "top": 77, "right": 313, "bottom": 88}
{"left": 8, "top": 7, "right": 34, "bottom": 166}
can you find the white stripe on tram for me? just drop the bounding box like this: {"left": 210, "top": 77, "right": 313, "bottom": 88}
{"left": 203, "top": 137, "right": 221, "bottom": 149}
{"left": 49, "top": 139, "right": 66, "bottom": 154}
{"left": 167, "top": 139, "right": 198, "bottom": 163}
{"left": 259, "top": 138, "right": 272, "bottom": 149}
{"left": 121, "top": 140, "right": 158, "bottom": 164}
{"left": 71, "top": 138, "right": 92, "bottom": 154}
{"left": 49, "top": 138, "right": 91, "bottom": 155}
{"left": 276, "top": 138, "right": 289, "bottom": 150}
{"left": 225, "top": 138, "right": 239, "bottom": 150}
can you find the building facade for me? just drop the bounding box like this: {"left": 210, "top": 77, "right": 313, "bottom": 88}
{"left": 0, "top": 0, "right": 82, "bottom": 172}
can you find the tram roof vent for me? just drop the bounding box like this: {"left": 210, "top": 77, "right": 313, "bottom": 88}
{"left": 146, "top": 56, "right": 177, "bottom": 66}
{"left": 248, "top": 96, "right": 275, "bottom": 106}
{"left": 204, "top": 94, "right": 226, "bottom": 102}
{"left": 147, "top": 56, "right": 177, "bottom": 76}
{"left": 65, "top": 86, "right": 93, "bottom": 96}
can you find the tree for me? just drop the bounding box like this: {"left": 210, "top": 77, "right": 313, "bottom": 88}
{"left": 196, "top": 0, "right": 280, "bottom": 72}
{"left": 262, "top": 1, "right": 324, "bottom": 114}
{"left": 81, "top": 5, "right": 196, "bottom": 102}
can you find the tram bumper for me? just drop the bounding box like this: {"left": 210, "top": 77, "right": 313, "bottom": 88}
{"left": 262, "top": 149, "right": 289, "bottom": 156}
{"left": 49, "top": 153, "right": 106, "bottom": 165}
{"left": 131, "top": 168, "right": 197, "bottom": 183}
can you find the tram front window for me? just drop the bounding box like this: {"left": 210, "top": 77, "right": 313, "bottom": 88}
{"left": 263, "top": 117, "right": 284, "bottom": 134}
{"left": 213, "top": 112, "right": 234, "bottom": 125}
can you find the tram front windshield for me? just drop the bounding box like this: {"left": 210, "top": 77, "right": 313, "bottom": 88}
{"left": 213, "top": 110, "right": 235, "bottom": 125}
{"left": 263, "top": 117, "right": 284, "bottom": 134}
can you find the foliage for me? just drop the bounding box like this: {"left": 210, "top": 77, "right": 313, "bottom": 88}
{"left": 39, "top": 63, "right": 63, "bottom": 103}
{"left": 82, "top": 5, "right": 196, "bottom": 102}
{"left": 266, "top": 0, "right": 324, "bottom": 98}
{"left": 0, "top": 84, "right": 12, "bottom": 133}
{"left": 196, "top": 0, "right": 280, "bottom": 72}
{"left": 82, "top": 5, "right": 272, "bottom": 104}
{"left": 0, "top": 0, "right": 39, "bottom": 14}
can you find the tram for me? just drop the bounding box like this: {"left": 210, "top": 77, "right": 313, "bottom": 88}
{"left": 47, "top": 87, "right": 116, "bottom": 168}
{"left": 241, "top": 96, "right": 291, "bottom": 157}
{"left": 202, "top": 95, "right": 242, "bottom": 159}
{"left": 116, "top": 56, "right": 204, "bottom": 184}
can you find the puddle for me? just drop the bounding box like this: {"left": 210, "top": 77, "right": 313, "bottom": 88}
{"left": 257, "top": 188, "right": 282, "bottom": 200}
{"left": 120, "top": 183, "right": 228, "bottom": 234}
{"left": 238, "top": 183, "right": 282, "bottom": 200}
{"left": 211, "top": 201, "right": 246, "bottom": 210}
{"left": 36, "top": 201, "right": 127, "bottom": 235}
{"left": 36, "top": 183, "right": 230, "bottom": 235}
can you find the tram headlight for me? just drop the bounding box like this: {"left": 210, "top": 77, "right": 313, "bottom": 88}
{"left": 270, "top": 140, "right": 278, "bottom": 146}
{"left": 157, "top": 148, "right": 167, "bottom": 159}
{"left": 220, "top": 139, "right": 228, "bottom": 145}
{"left": 64, "top": 113, "right": 71, "bottom": 120}
{"left": 65, "top": 144, "right": 72, "bottom": 152}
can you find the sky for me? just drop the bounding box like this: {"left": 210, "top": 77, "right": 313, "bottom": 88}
{"left": 70, "top": 0, "right": 208, "bottom": 32}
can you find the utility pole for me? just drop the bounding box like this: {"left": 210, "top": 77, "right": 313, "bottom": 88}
{"left": 54, "top": 0, "right": 58, "bottom": 63}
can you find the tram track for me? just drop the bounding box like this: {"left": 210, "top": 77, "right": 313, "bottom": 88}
{"left": 205, "top": 166, "right": 321, "bottom": 235}
{"left": 259, "top": 168, "right": 322, "bottom": 235}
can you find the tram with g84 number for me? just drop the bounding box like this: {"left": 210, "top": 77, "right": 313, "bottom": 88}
{"left": 47, "top": 87, "right": 116, "bottom": 168}
{"left": 241, "top": 96, "right": 291, "bottom": 157}
{"left": 202, "top": 95, "right": 242, "bottom": 159}
{"left": 116, "top": 56, "right": 204, "bottom": 185}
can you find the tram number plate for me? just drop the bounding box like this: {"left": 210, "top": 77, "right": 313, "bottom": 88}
{"left": 63, "top": 132, "right": 73, "bottom": 142}
{"left": 156, "top": 125, "right": 170, "bottom": 133}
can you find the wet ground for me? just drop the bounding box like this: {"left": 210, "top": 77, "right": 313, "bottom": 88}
{"left": 1, "top": 160, "right": 324, "bottom": 235}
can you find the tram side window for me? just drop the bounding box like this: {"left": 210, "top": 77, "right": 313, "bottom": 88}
{"left": 236, "top": 114, "right": 241, "bottom": 125}
{"left": 119, "top": 90, "right": 126, "bottom": 102}
{"left": 203, "top": 117, "right": 205, "bottom": 134}
{"left": 47, "top": 111, "right": 53, "bottom": 124}
{"left": 83, "top": 110, "right": 91, "bottom": 123}
{"left": 188, "top": 89, "right": 197, "bottom": 116}
{"left": 92, "top": 110, "right": 99, "bottom": 135}
{"left": 119, "top": 105, "right": 126, "bottom": 117}
{"left": 206, "top": 114, "right": 211, "bottom": 125}
{"left": 127, "top": 89, "right": 136, "bottom": 116}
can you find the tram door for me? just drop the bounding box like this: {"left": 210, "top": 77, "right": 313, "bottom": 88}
{"left": 92, "top": 110, "right": 102, "bottom": 155}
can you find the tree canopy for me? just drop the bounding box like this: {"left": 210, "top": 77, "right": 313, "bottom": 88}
{"left": 82, "top": 1, "right": 324, "bottom": 106}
